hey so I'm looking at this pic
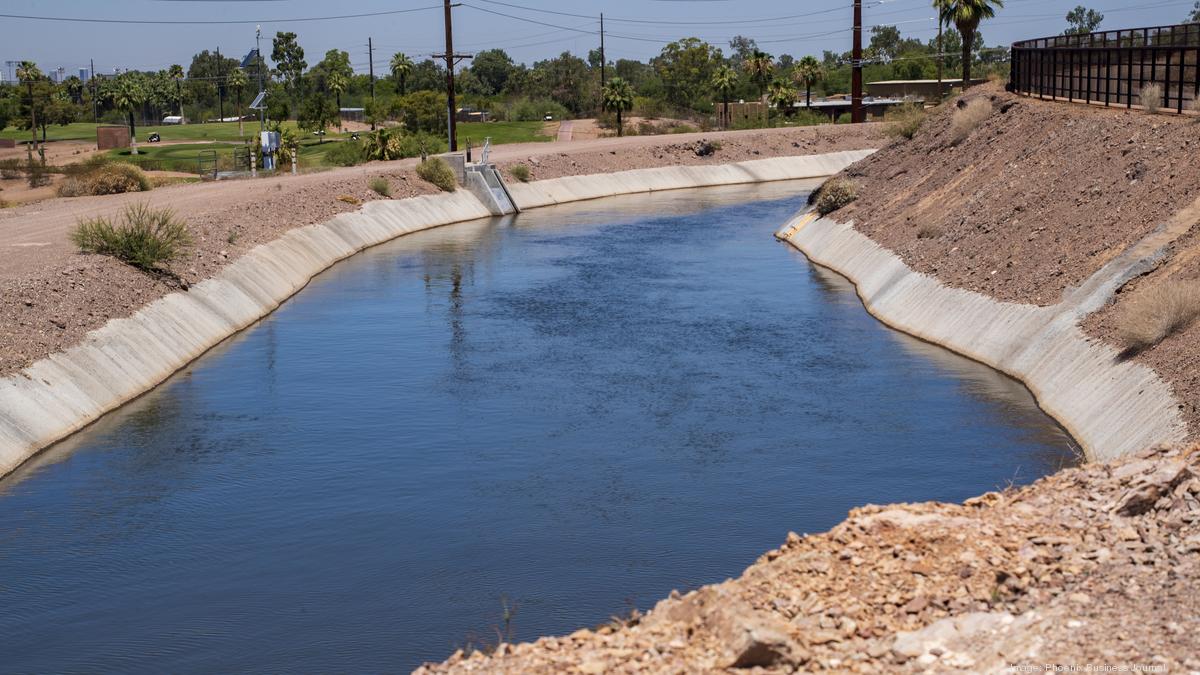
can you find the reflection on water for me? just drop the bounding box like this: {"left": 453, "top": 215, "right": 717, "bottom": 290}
{"left": 0, "top": 180, "right": 1076, "bottom": 673}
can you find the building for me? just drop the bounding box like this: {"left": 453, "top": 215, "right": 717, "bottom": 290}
{"left": 865, "top": 79, "right": 988, "bottom": 101}
{"left": 79, "top": 68, "right": 91, "bottom": 83}
{"left": 339, "top": 107, "right": 365, "bottom": 124}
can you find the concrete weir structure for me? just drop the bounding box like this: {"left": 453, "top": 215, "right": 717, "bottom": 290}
{"left": 0, "top": 151, "right": 872, "bottom": 479}
{"left": 777, "top": 212, "right": 1188, "bottom": 462}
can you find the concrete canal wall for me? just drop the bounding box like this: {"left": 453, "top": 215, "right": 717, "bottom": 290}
{"left": 777, "top": 212, "right": 1188, "bottom": 462}
{"left": 0, "top": 151, "right": 872, "bottom": 479}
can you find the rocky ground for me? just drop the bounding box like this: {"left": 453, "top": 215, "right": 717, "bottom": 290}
{"left": 0, "top": 124, "right": 882, "bottom": 377}
{"left": 417, "top": 443, "right": 1200, "bottom": 674}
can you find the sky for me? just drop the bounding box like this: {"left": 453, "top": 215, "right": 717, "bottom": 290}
{"left": 1, "top": 0, "right": 1196, "bottom": 81}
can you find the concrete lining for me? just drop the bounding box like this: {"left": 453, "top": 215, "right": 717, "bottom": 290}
{"left": 0, "top": 151, "right": 871, "bottom": 479}
{"left": 778, "top": 212, "right": 1188, "bottom": 462}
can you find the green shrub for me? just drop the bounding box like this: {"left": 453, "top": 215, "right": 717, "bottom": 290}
{"left": 58, "top": 162, "right": 150, "bottom": 197}
{"left": 396, "top": 131, "right": 447, "bottom": 160}
{"left": 815, "top": 178, "right": 857, "bottom": 216}
{"left": 835, "top": 112, "right": 852, "bottom": 124}
{"left": 369, "top": 177, "right": 391, "bottom": 197}
{"left": 504, "top": 98, "right": 570, "bottom": 122}
{"left": 325, "top": 140, "right": 365, "bottom": 167}
{"left": 71, "top": 203, "right": 191, "bottom": 271}
{"left": 884, "top": 103, "right": 927, "bottom": 140}
{"left": 416, "top": 157, "right": 456, "bottom": 192}
{"left": 509, "top": 164, "right": 531, "bottom": 182}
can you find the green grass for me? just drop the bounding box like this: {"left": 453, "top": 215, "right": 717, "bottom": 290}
{"left": 456, "top": 121, "right": 550, "bottom": 146}
{"left": 104, "top": 137, "right": 355, "bottom": 173}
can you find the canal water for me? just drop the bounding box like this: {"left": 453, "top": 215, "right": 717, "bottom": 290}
{"left": 0, "top": 181, "right": 1076, "bottom": 673}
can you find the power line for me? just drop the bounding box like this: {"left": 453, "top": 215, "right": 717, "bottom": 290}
{"left": 0, "top": 6, "right": 442, "bottom": 25}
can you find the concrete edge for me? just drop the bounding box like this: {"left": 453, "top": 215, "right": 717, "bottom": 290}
{"left": 779, "top": 212, "right": 1188, "bottom": 462}
{"left": 0, "top": 151, "right": 873, "bottom": 480}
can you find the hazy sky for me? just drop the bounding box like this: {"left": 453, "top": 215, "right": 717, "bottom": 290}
{"left": 2, "top": 0, "right": 1195, "bottom": 79}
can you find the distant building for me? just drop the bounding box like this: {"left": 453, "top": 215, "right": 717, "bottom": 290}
{"left": 456, "top": 106, "right": 490, "bottom": 123}
{"left": 339, "top": 107, "right": 365, "bottom": 123}
{"left": 865, "top": 79, "right": 987, "bottom": 101}
{"left": 79, "top": 68, "right": 91, "bottom": 82}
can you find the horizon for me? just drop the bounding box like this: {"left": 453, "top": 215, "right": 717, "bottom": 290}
{"left": 2, "top": 0, "right": 1196, "bottom": 80}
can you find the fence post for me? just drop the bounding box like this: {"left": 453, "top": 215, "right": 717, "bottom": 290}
{"left": 251, "top": 147, "right": 257, "bottom": 178}
{"left": 291, "top": 149, "right": 297, "bottom": 175}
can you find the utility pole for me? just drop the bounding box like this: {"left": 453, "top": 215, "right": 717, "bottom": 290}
{"left": 368, "top": 37, "right": 376, "bottom": 130}
{"left": 90, "top": 58, "right": 98, "bottom": 123}
{"left": 435, "top": 0, "right": 472, "bottom": 152}
{"left": 851, "top": 0, "right": 864, "bottom": 124}
{"left": 936, "top": 18, "right": 944, "bottom": 93}
{"left": 256, "top": 25, "right": 265, "bottom": 132}
{"left": 217, "top": 46, "right": 225, "bottom": 121}
{"left": 600, "top": 13, "right": 606, "bottom": 89}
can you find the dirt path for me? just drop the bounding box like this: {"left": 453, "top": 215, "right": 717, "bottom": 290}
{"left": 555, "top": 120, "right": 574, "bottom": 142}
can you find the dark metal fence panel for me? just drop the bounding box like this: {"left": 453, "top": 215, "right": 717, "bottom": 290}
{"left": 1010, "top": 22, "right": 1200, "bottom": 113}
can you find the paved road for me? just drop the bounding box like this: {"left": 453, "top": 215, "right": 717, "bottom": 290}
{"left": 556, "top": 120, "right": 574, "bottom": 142}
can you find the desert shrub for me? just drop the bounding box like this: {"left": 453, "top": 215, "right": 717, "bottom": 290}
{"left": 885, "top": 104, "right": 927, "bottom": 140}
{"left": 58, "top": 162, "right": 150, "bottom": 197}
{"left": 71, "top": 203, "right": 191, "bottom": 271}
{"left": 337, "top": 194, "right": 361, "bottom": 205}
{"left": 1115, "top": 281, "right": 1200, "bottom": 353}
{"left": 0, "top": 158, "right": 21, "bottom": 180}
{"left": 416, "top": 157, "right": 456, "bottom": 192}
{"left": 504, "top": 98, "right": 569, "bottom": 122}
{"left": 396, "top": 132, "right": 447, "bottom": 160}
{"left": 369, "top": 177, "right": 391, "bottom": 197}
{"left": 835, "top": 113, "right": 852, "bottom": 124}
{"left": 1140, "top": 83, "right": 1163, "bottom": 114}
{"left": 916, "top": 224, "right": 942, "bottom": 239}
{"left": 949, "top": 98, "right": 993, "bottom": 145}
{"left": 325, "top": 141, "right": 365, "bottom": 167}
{"left": 509, "top": 164, "right": 530, "bottom": 182}
{"left": 815, "top": 178, "right": 857, "bottom": 216}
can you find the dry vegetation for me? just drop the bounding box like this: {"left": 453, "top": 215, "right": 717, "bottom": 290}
{"left": 417, "top": 157, "right": 457, "bottom": 192}
{"left": 883, "top": 104, "right": 927, "bottom": 141}
{"left": 369, "top": 176, "right": 391, "bottom": 197}
{"left": 57, "top": 160, "right": 151, "bottom": 197}
{"left": 949, "top": 98, "right": 993, "bottom": 145}
{"left": 1141, "top": 83, "right": 1164, "bottom": 114}
{"left": 1115, "top": 280, "right": 1200, "bottom": 353}
{"left": 71, "top": 203, "right": 191, "bottom": 272}
{"left": 815, "top": 178, "right": 857, "bottom": 216}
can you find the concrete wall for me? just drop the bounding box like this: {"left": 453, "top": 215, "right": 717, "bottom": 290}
{"left": 778, "top": 212, "right": 1188, "bottom": 462}
{"left": 0, "top": 152, "right": 869, "bottom": 479}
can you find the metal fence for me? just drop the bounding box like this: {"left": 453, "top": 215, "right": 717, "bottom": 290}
{"left": 1010, "top": 23, "right": 1200, "bottom": 113}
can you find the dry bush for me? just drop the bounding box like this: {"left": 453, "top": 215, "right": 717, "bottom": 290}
{"left": 949, "top": 98, "right": 993, "bottom": 145}
{"left": 417, "top": 157, "right": 457, "bottom": 192}
{"left": 1141, "top": 83, "right": 1163, "bottom": 114}
{"left": 509, "top": 164, "right": 531, "bottom": 182}
{"left": 71, "top": 203, "right": 191, "bottom": 271}
{"left": 815, "top": 178, "right": 857, "bottom": 216}
{"left": 369, "top": 177, "right": 391, "bottom": 197}
{"left": 884, "top": 104, "right": 927, "bottom": 140}
{"left": 58, "top": 162, "right": 150, "bottom": 197}
{"left": 917, "top": 224, "right": 942, "bottom": 239}
{"left": 1191, "top": 95, "right": 1200, "bottom": 115}
{"left": 336, "top": 194, "right": 361, "bottom": 205}
{"left": 1115, "top": 280, "right": 1200, "bottom": 353}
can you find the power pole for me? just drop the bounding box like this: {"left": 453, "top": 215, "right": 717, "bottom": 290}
{"left": 851, "top": 0, "right": 864, "bottom": 124}
{"left": 90, "top": 58, "right": 98, "bottom": 123}
{"left": 256, "top": 25, "right": 265, "bottom": 132}
{"left": 936, "top": 18, "right": 944, "bottom": 92}
{"left": 600, "top": 13, "right": 606, "bottom": 89}
{"left": 435, "top": 0, "right": 472, "bottom": 152}
{"left": 217, "top": 45, "right": 225, "bottom": 121}
{"left": 368, "top": 36, "right": 376, "bottom": 130}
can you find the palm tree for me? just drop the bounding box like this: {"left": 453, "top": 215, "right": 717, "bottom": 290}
{"left": 16, "top": 61, "right": 43, "bottom": 153}
{"left": 768, "top": 80, "right": 797, "bottom": 118}
{"left": 791, "top": 55, "right": 824, "bottom": 109}
{"left": 934, "top": 0, "right": 1003, "bottom": 87}
{"left": 168, "top": 64, "right": 185, "bottom": 119}
{"left": 602, "top": 77, "right": 634, "bottom": 137}
{"left": 389, "top": 53, "right": 414, "bottom": 95}
{"left": 228, "top": 68, "right": 249, "bottom": 136}
{"left": 742, "top": 50, "right": 775, "bottom": 125}
{"left": 111, "top": 73, "right": 147, "bottom": 154}
{"left": 328, "top": 71, "right": 348, "bottom": 132}
{"left": 711, "top": 65, "right": 737, "bottom": 129}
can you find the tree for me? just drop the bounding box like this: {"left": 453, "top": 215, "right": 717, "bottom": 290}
{"left": 471, "top": 49, "right": 514, "bottom": 96}
{"left": 297, "top": 94, "right": 338, "bottom": 142}
{"left": 767, "top": 79, "right": 797, "bottom": 117}
{"left": 390, "top": 53, "right": 414, "bottom": 95}
{"left": 15, "top": 61, "right": 43, "bottom": 152}
{"left": 271, "top": 31, "right": 307, "bottom": 93}
{"left": 1064, "top": 6, "right": 1103, "bottom": 35}
{"left": 742, "top": 49, "right": 774, "bottom": 124}
{"left": 728, "top": 36, "right": 759, "bottom": 69}
{"left": 654, "top": 38, "right": 724, "bottom": 110}
{"left": 710, "top": 65, "right": 737, "bottom": 128}
{"left": 168, "top": 64, "right": 185, "bottom": 118}
{"left": 227, "top": 68, "right": 248, "bottom": 136}
{"left": 110, "top": 72, "right": 147, "bottom": 154}
{"left": 791, "top": 55, "right": 824, "bottom": 108}
{"left": 934, "top": 0, "right": 1003, "bottom": 87}
{"left": 1191, "top": 2, "right": 1200, "bottom": 22}
{"left": 327, "top": 71, "right": 348, "bottom": 130}
{"left": 601, "top": 77, "right": 634, "bottom": 137}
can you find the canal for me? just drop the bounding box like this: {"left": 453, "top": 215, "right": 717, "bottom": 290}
{"left": 0, "top": 180, "right": 1076, "bottom": 673}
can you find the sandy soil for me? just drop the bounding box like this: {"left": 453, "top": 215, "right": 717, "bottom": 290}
{"left": 0, "top": 124, "right": 882, "bottom": 377}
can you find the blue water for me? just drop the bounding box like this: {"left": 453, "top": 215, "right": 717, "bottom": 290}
{"left": 0, "top": 181, "right": 1076, "bottom": 673}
